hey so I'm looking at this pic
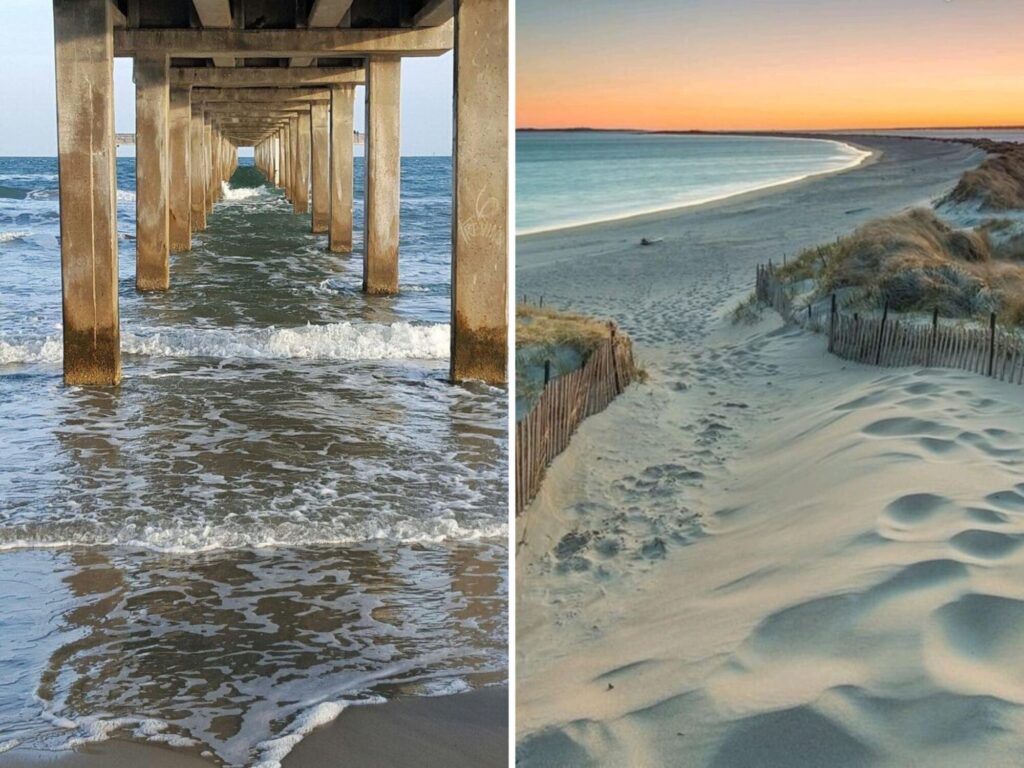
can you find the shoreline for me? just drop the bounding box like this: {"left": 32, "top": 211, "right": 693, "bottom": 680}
{"left": 0, "top": 687, "right": 508, "bottom": 768}
{"left": 517, "top": 134, "right": 880, "bottom": 238}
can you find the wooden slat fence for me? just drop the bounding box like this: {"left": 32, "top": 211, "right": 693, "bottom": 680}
{"left": 515, "top": 331, "right": 635, "bottom": 516}
{"left": 756, "top": 263, "right": 1024, "bottom": 384}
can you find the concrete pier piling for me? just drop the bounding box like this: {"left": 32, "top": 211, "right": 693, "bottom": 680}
{"left": 310, "top": 102, "right": 330, "bottom": 234}
{"left": 189, "top": 108, "right": 207, "bottom": 231}
{"left": 363, "top": 56, "right": 401, "bottom": 295}
{"left": 51, "top": 0, "right": 508, "bottom": 385}
{"left": 297, "top": 110, "right": 312, "bottom": 216}
{"left": 451, "top": 0, "right": 509, "bottom": 383}
{"left": 134, "top": 52, "right": 170, "bottom": 292}
{"left": 53, "top": 0, "right": 120, "bottom": 385}
{"left": 329, "top": 85, "right": 355, "bottom": 253}
{"left": 168, "top": 85, "right": 191, "bottom": 252}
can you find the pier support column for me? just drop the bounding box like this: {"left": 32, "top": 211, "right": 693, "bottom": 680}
{"left": 204, "top": 122, "right": 214, "bottom": 214}
{"left": 450, "top": 0, "right": 508, "bottom": 383}
{"left": 287, "top": 119, "right": 297, "bottom": 203}
{"left": 363, "top": 56, "right": 401, "bottom": 295}
{"left": 294, "top": 111, "right": 311, "bottom": 214}
{"left": 329, "top": 85, "right": 355, "bottom": 253}
{"left": 310, "top": 102, "right": 330, "bottom": 234}
{"left": 134, "top": 52, "right": 170, "bottom": 291}
{"left": 53, "top": 0, "right": 120, "bottom": 385}
{"left": 190, "top": 108, "right": 207, "bottom": 230}
{"left": 283, "top": 127, "right": 291, "bottom": 198}
{"left": 273, "top": 134, "right": 281, "bottom": 186}
{"left": 168, "top": 85, "right": 191, "bottom": 252}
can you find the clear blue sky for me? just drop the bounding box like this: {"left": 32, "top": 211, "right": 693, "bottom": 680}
{"left": 0, "top": 0, "right": 453, "bottom": 157}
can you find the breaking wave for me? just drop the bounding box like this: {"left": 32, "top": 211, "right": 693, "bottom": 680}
{"left": 0, "top": 230, "right": 32, "bottom": 243}
{"left": 0, "top": 321, "right": 449, "bottom": 365}
{"left": 221, "top": 182, "right": 265, "bottom": 201}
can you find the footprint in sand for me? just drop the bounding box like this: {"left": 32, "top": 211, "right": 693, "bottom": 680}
{"left": 950, "top": 529, "right": 1023, "bottom": 560}
{"left": 925, "top": 593, "right": 1024, "bottom": 703}
{"left": 862, "top": 417, "right": 955, "bottom": 439}
{"left": 882, "top": 493, "right": 956, "bottom": 527}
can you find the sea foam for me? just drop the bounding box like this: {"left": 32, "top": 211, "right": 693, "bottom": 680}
{"left": 0, "top": 321, "right": 450, "bottom": 365}
{"left": 221, "top": 182, "right": 264, "bottom": 201}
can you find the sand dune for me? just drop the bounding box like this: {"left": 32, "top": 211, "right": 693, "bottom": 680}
{"left": 516, "top": 136, "right": 1024, "bottom": 766}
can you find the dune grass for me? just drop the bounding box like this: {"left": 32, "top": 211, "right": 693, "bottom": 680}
{"left": 516, "top": 304, "right": 643, "bottom": 388}
{"left": 515, "top": 304, "right": 613, "bottom": 354}
{"left": 945, "top": 140, "right": 1024, "bottom": 211}
{"left": 777, "top": 208, "right": 1024, "bottom": 325}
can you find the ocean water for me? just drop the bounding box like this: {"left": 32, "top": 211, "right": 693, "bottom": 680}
{"left": 0, "top": 156, "right": 507, "bottom": 765}
{"left": 516, "top": 131, "right": 870, "bottom": 234}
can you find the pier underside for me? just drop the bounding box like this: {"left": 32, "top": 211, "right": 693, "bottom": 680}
{"left": 52, "top": 0, "right": 507, "bottom": 385}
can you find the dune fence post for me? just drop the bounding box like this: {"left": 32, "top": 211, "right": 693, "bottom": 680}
{"left": 875, "top": 303, "right": 889, "bottom": 366}
{"left": 928, "top": 306, "right": 939, "bottom": 367}
{"left": 609, "top": 322, "right": 623, "bottom": 395}
{"left": 989, "top": 312, "right": 997, "bottom": 377}
{"left": 828, "top": 293, "right": 837, "bottom": 353}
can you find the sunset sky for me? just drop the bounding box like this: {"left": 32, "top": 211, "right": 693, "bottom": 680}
{"left": 518, "top": 0, "right": 1024, "bottom": 131}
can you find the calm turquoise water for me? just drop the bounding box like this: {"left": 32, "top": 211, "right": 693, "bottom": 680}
{"left": 0, "top": 156, "right": 507, "bottom": 765}
{"left": 516, "top": 131, "right": 869, "bottom": 234}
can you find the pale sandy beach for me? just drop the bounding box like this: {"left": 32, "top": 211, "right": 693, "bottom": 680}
{"left": 515, "top": 135, "right": 1024, "bottom": 766}
{"left": 0, "top": 687, "right": 507, "bottom": 768}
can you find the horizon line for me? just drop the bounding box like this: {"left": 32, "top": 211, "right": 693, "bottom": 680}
{"left": 516, "top": 125, "right": 1024, "bottom": 134}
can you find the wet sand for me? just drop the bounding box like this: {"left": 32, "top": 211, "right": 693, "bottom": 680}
{"left": 0, "top": 687, "right": 507, "bottom": 768}
{"left": 515, "top": 135, "right": 1024, "bottom": 766}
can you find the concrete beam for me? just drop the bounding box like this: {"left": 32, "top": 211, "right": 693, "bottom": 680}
{"left": 192, "top": 87, "right": 331, "bottom": 102}
{"left": 109, "top": 0, "right": 127, "bottom": 27}
{"left": 191, "top": 0, "right": 231, "bottom": 27}
{"left": 115, "top": 23, "right": 454, "bottom": 58}
{"left": 290, "top": 0, "right": 356, "bottom": 66}
{"left": 310, "top": 101, "right": 329, "bottom": 234}
{"left": 171, "top": 67, "right": 364, "bottom": 88}
{"left": 363, "top": 57, "right": 400, "bottom": 295}
{"left": 192, "top": 0, "right": 234, "bottom": 67}
{"left": 134, "top": 53, "right": 170, "bottom": 291}
{"left": 54, "top": 0, "right": 120, "bottom": 385}
{"left": 450, "top": 0, "right": 508, "bottom": 384}
{"left": 329, "top": 85, "right": 354, "bottom": 253}
{"left": 308, "top": 0, "right": 355, "bottom": 26}
{"left": 168, "top": 85, "right": 191, "bottom": 251}
{"left": 415, "top": 0, "right": 454, "bottom": 26}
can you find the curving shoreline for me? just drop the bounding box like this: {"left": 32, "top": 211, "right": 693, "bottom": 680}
{"left": 517, "top": 134, "right": 875, "bottom": 237}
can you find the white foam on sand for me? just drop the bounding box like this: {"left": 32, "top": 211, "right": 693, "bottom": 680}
{"left": 251, "top": 696, "right": 385, "bottom": 768}
{"left": 0, "top": 321, "right": 450, "bottom": 366}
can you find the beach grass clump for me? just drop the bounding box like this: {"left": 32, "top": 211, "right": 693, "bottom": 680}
{"left": 516, "top": 304, "right": 612, "bottom": 355}
{"left": 787, "top": 207, "right": 1024, "bottom": 324}
{"left": 946, "top": 141, "right": 1024, "bottom": 211}
{"left": 515, "top": 305, "right": 642, "bottom": 411}
{"left": 730, "top": 293, "right": 763, "bottom": 324}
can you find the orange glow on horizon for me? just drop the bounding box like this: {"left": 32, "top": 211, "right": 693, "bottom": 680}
{"left": 517, "top": 1, "right": 1024, "bottom": 132}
